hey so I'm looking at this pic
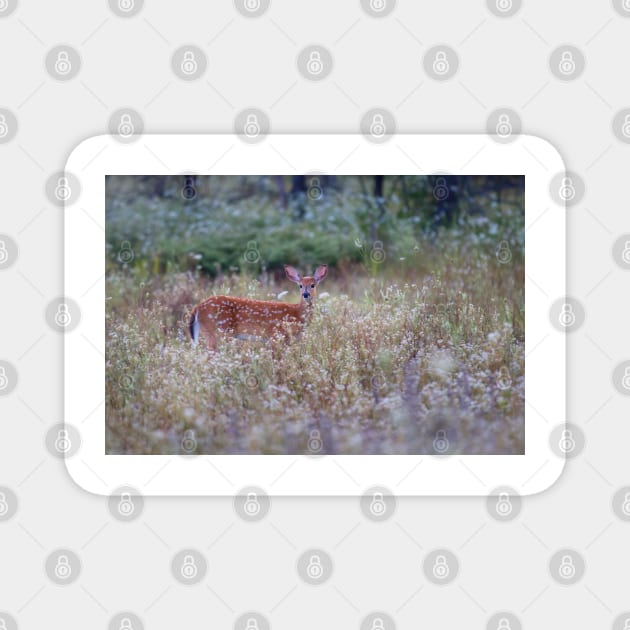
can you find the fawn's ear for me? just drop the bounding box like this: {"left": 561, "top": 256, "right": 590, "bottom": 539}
{"left": 284, "top": 265, "right": 302, "bottom": 283}
{"left": 313, "top": 265, "right": 328, "bottom": 283}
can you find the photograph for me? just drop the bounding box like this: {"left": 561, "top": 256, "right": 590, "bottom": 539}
{"left": 105, "top": 173, "right": 525, "bottom": 456}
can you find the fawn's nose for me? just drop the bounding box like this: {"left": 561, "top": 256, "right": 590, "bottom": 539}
{"left": 303, "top": 291, "right": 310, "bottom": 299}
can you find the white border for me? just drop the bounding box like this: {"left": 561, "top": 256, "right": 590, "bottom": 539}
{"left": 65, "top": 134, "right": 566, "bottom": 496}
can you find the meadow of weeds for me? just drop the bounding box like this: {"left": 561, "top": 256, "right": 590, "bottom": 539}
{"left": 106, "top": 175, "right": 524, "bottom": 455}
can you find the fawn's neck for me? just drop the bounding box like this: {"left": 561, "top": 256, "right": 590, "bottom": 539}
{"left": 296, "top": 296, "right": 315, "bottom": 321}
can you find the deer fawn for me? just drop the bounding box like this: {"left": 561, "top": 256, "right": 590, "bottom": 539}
{"left": 189, "top": 265, "right": 328, "bottom": 350}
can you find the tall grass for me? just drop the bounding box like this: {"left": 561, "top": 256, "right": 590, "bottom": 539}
{"left": 106, "top": 254, "right": 524, "bottom": 455}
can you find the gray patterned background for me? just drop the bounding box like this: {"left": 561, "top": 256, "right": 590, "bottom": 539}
{"left": 1, "top": 0, "right": 629, "bottom": 628}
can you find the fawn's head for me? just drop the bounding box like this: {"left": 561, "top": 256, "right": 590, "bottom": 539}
{"left": 284, "top": 264, "right": 328, "bottom": 304}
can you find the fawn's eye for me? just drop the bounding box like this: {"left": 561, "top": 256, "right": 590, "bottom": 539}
{"left": 299, "top": 284, "right": 303, "bottom": 289}
{"left": 310, "top": 284, "right": 315, "bottom": 289}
